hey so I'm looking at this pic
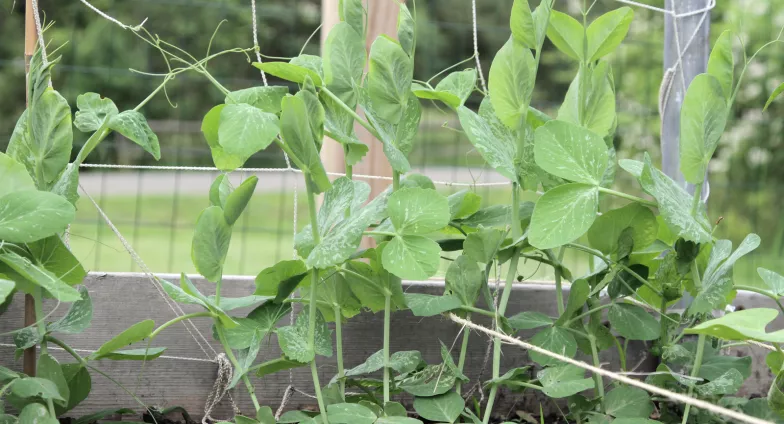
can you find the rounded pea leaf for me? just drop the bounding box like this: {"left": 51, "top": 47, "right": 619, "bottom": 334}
{"left": 367, "top": 35, "right": 413, "bottom": 124}
{"left": 608, "top": 303, "right": 659, "bottom": 341}
{"left": 37, "top": 354, "right": 69, "bottom": 407}
{"left": 534, "top": 120, "right": 608, "bottom": 185}
{"left": 0, "top": 152, "right": 35, "bottom": 198}
{"left": 253, "top": 61, "right": 323, "bottom": 86}
{"left": 685, "top": 308, "right": 784, "bottom": 343}
{"left": 510, "top": 0, "right": 536, "bottom": 48}
{"left": 218, "top": 104, "right": 280, "bottom": 162}
{"left": 191, "top": 206, "right": 232, "bottom": 283}
{"left": 107, "top": 110, "right": 161, "bottom": 160}
{"left": 508, "top": 311, "right": 553, "bottom": 331}
{"left": 0, "top": 251, "right": 80, "bottom": 301}
{"left": 586, "top": 7, "right": 634, "bottom": 62}
{"left": 679, "top": 73, "right": 728, "bottom": 184}
{"left": 546, "top": 10, "right": 584, "bottom": 61}
{"left": 529, "top": 326, "right": 577, "bottom": 366}
{"left": 445, "top": 255, "right": 482, "bottom": 306}
{"left": 537, "top": 364, "right": 594, "bottom": 398}
{"left": 587, "top": 203, "right": 657, "bottom": 255}
{"left": 49, "top": 286, "right": 92, "bottom": 334}
{"left": 224, "top": 176, "right": 258, "bottom": 225}
{"left": 529, "top": 183, "right": 599, "bottom": 250}
{"left": 707, "top": 30, "right": 734, "bottom": 100}
{"left": 413, "top": 391, "right": 464, "bottom": 423}
{"left": 383, "top": 235, "right": 441, "bottom": 280}
{"left": 0, "top": 190, "right": 75, "bottom": 243}
{"left": 759, "top": 268, "right": 784, "bottom": 297}
{"left": 74, "top": 92, "right": 119, "bottom": 132}
{"left": 388, "top": 187, "right": 450, "bottom": 235}
{"left": 12, "top": 377, "right": 66, "bottom": 402}
{"left": 18, "top": 402, "right": 58, "bottom": 424}
{"left": 604, "top": 386, "right": 653, "bottom": 418}
{"left": 324, "top": 22, "right": 366, "bottom": 108}
{"left": 457, "top": 105, "right": 517, "bottom": 182}
{"left": 202, "top": 105, "right": 245, "bottom": 171}
{"left": 225, "top": 86, "right": 289, "bottom": 113}
{"left": 488, "top": 38, "right": 536, "bottom": 130}
{"left": 327, "top": 403, "right": 377, "bottom": 424}
{"left": 397, "top": 3, "right": 415, "bottom": 56}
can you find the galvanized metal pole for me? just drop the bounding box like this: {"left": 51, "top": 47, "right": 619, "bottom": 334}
{"left": 661, "top": 0, "right": 711, "bottom": 196}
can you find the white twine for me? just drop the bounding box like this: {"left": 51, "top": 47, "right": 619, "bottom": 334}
{"left": 202, "top": 353, "right": 239, "bottom": 424}
{"left": 612, "top": 0, "right": 715, "bottom": 18}
{"left": 470, "top": 0, "right": 487, "bottom": 93}
{"left": 250, "top": 0, "right": 269, "bottom": 86}
{"left": 29, "top": 0, "right": 47, "bottom": 65}
{"left": 78, "top": 0, "right": 147, "bottom": 30}
{"left": 449, "top": 314, "right": 772, "bottom": 424}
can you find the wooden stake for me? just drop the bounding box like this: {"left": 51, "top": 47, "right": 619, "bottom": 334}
{"left": 23, "top": 0, "right": 38, "bottom": 377}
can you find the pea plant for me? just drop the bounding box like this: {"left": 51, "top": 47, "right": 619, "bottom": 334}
{"left": 0, "top": 45, "right": 168, "bottom": 422}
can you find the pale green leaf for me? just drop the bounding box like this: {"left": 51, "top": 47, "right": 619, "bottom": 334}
{"left": 0, "top": 153, "right": 35, "bottom": 198}
{"left": 604, "top": 386, "right": 652, "bottom": 418}
{"left": 191, "top": 206, "right": 232, "bottom": 283}
{"left": 202, "top": 105, "right": 245, "bottom": 172}
{"left": 37, "top": 353, "right": 69, "bottom": 407}
{"left": 404, "top": 293, "right": 462, "bottom": 317}
{"left": 224, "top": 176, "right": 258, "bottom": 225}
{"left": 225, "top": 86, "right": 289, "bottom": 113}
{"left": 529, "top": 183, "right": 599, "bottom": 250}
{"left": 383, "top": 235, "right": 441, "bottom": 280}
{"left": 537, "top": 364, "right": 593, "bottom": 398}
{"left": 340, "top": 0, "right": 364, "bottom": 37}
{"left": 388, "top": 187, "right": 450, "bottom": 235}
{"left": 91, "top": 320, "right": 155, "bottom": 360}
{"left": 586, "top": 7, "right": 634, "bottom": 61}
{"left": 0, "top": 251, "right": 80, "bottom": 301}
{"left": 679, "top": 73, "right": 727, "bottom": 184}
{"left": 686, "top": 308, "right": 784, "bottom": 343}
{"left": 73, "top": 92, "right": 118, "bottom": 132}
{"left": 534, "top": 119, "right": 608, "bottom": 185}
{"left": 557, "top": 61, "right": 616, "bottom": 137}
{"left": 758, "top": 267, "right": 784, "bottom": 297}
{"left": 447, "top": 189, "right": 481, "bottom": 220}
{"left": 707, "top": 30, "right": 734, "bottom": 100}
{"left": 398, "top": 364, "right": 456, "bottom": 397}
{"left": 764, "top": 82, "right": 784, "bottom": 111}
{"left": 397, "top": 3, "right": 415, "bottom": 56}
{"left": 463, "top": 227, "right": 504, "bottom": 264}
{"left": 695, "top": 368, "right": 744, "bottom": 396}
{"left": 218, "top": 104, "right": 279, "bottom": 164}
{"left": 327, "top": 403, "right": 377, "bottom": 424}
{"left": 413, "top": 391, "right": 464, "bottom": 423}
{"left": 546, "top": 10, "right": 584, "bottom": 61}
{"left": 253, "top": 61, "right": 323, "bottom": 86}
{"left": 49, "top": 286, "right": 92, "bottom": 334}
{"left": 367, "top": 35, "right": 412, "bottom": 124}
{"left": 508, "top": 311, "right": 553, "bottom": 330}
{"left": 280, "top": 94, "right": 331, "bottom": 193}
{"left": 488, "top": 37, "right": 536, "bottom": 130}
{"left": 608, "top": 303, "right": 659, "bottom": 341}
{"left": 0, "top": 191, "right": 74, "bottom": 244}
{"left": 529, "top": 326, "right": 577, "bottom": 366}
{"left": 587, "top": 203, "right": 658, "bottom": 255}
{"left": 324, "top": 22, "right": 366, "bottom": 108}
{"left": 510, "top": 0, "right": 536, "bottom": 48}
{"left": 457, "top": 104, "right": 517, "bottom": 181}
{"left": 107, "top": 111, "right": 161, "bottom": 160}
{"left": 277, "top": 309, "right": 332, "bottom": 362}
{"left": 445, "top": 255, "right": 482, "bottom": 306}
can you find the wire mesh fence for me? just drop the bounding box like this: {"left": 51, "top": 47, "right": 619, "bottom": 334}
{"left": 1, "top": 0, "right": 782, "bottom": 284}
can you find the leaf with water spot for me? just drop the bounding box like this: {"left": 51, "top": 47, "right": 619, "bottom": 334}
{"left": 49, "top": 286, "right": 92, "bottom": 334}
{"left": 0, "top": 251, "right": 80, "bottom": 301}
{"left": 367, "top": 35, "right": 412, "bottom": 124}
{"left": 679, "top": 73, "right": 727, "bottom": 184}
{"left": 0, "top": 191, "right": 75, "bottom": 244}
{"left": 534, "top": 119, "right": 608, "bottom": 185}
{"left": 529, "top": 183, "right": 599, "bottom": 250}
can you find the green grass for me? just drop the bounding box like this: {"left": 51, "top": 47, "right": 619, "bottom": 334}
{"left": 68, "top": 184, "right": 775, "bottom": 288}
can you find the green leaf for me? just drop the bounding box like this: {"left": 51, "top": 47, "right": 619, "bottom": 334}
{"left": 56, "top": 364, "right": 91, "bottom": 415}
{"left": 17, "top": 403, "right": 57, "bottom": 424}
{"left": 695, "top": 368, "right": 744, "bottom": 396}
{"left": 529, "top": 326, "right": 577, "bottom": 366}
{"left": 91, "top": 320, "right": 155, "bottom": 360}
{"left": 277, "top": 309, "right": 332, "bottom": 362}
{"left": 445, "top": 255, "right": 482, "bottom": 306}
{"left": 327, "top": 403, "right": 377, "bottom": 424}
{"left": 604, "top": 386, "right": 652, "bottom": 418}
{"left": 280, "top": 94, "right": 331, "bottom": 193}
{"left": 686, "top": 308, "right": 784, "bottom": 343}
{"left": 0, "top": 279, "right": 13, "bottom": 305}
{"left": 557, "top": 61, "right": 616, "bottom": 137}
{"left": 555, "top": 279, "right": 590, "bottom": 326}
{"left": 707, "top": 30, "right": 734, "bottom": 100}
{"left": 608, "top": 303, "right": 659, "bottom": 341}
{"left": 37, "top": 354, "right": 69, "bottom": 407}
{"left": 107, "top": 110, "right": 161, "bottom": 160}
{"left": 488, "top": 38, "right": 536, "bottom": 130}
{"left": 397, "top": 3, "right": 415, "bottom": 56}
{"left": 49, "top": 286, "right": 92, "bottom": 334}
{"left": 94, "top": 347, "right": 166, "bottom": 361}
{"left": 383, "top": 235, "right": 441, "bottom": 280}
{"left": 700, "top": 354, "right": 751, "bottom": 382}
{"left": 534, "top": 119, "right": 608, "bottom": 185}
{"left": 320, "top": 92, "right": 368, "bottom": 166}
{"left": 340, "top": 0, "right": 364, "bottom": 38}
{"left": 531, "top": 1, "right": 551, "bottom": 48}
{"left": 191, "top": 206, "right": 232, "bottom": 283}
{"left": 509, "top": 311, "right": 553, "bottom": 330}
{"left": 770, "top": 371, "right": 784, "bottom": 417}
{"left": 73, "top": 92, "right": 119, "bottom": 132}
{"left": 256, "top": 356, "right": 307, "bottom": 378}
{"left": 679, "top": 73, "right": 728, "bottom": 184}
{"left": 27, "top": 235, "right": 87, "bottom": 286}
{"left": 375, "top": 418, "right": 422, "bottom": 424}
{"left": 457, "top": 105, "right": 517, "bottom": 182}
{"left": 0, "top": 190, "right": 75, "bottom": 243}
{"left": 367, "top": 35, "right": 412, "bottom": 124}
{"left": 0, "top": 251, "right": 80, "bottom": 301}
{"left": 586, "top": 8, "right": 634, "bottom": 61}
{"left": 463, "top": 227, "right": 504, "bottom": 264}
{"left": 510, "top": 0, "right": 535, "bottom": 48}
{"left": 223, "top": 176, "right": 257, "bottom": 225}
{"left": 690, "top": 234, "right": 760, "bottom": 315}
{"left": 546, "top": 10, "right": 584, "bottom": 61}
{"left": 529, "top": 183, "right": 599, "bottom": 250}
{"left": 278, "top": 410, "right": 314, "bottom": 424}
{"left": 637, "top": 154, "right": 711, "bottom": 243}
{"left": 758, "top": 267, "right": 784, "bottom": 297}
{"left": 383, "top": 402, "right": 407, "bottom": 417}
{"left": 608, "top": 264, "right": 649, "bottom": 299}
{"left": 743, "top": 398, "right": 784, "bottom": 423}
{"left": 0, "top": 153, "right": 34, "bottom": 198}
{"left": 411, "top": 69, "right": 476, "bottom": 110}
{"left": 588, "top": 203, "right": 657, "bottom": 256}
{"left": 447, "top": 190, "right": 481, "bottom": 220}
{"left": 345, "top": 349, "right": 423, "bottom": 377}
{"left": 413, "top": 391, "right": 464, "bottom": 423}
{"left": 388, "top": 188, "right": 450, "bottom": 235}
{"left": 404, "top": 293, "right": 462, "bottom": 317}
{"left": 202, "top": 105, "right": 245, "bottom": 172}
{"left": 179, "top": 273, "right": 237, "bottom": 328}
{"left": 537, "top": 364, "right": 594, "bottom": 398}
{"left": 324, "top": 22, "right": 366, "bottom": 108}
{"left": 764, "top": 82, "right": 784, "bottom": 111}
{"left": 254, "top": 259, "right": 309, "bottom": 301}
{"left": 317, "top": 271, "right": 362, "bottom": 320}
{"left": 11, "top": 377, "right": 65, "bottom": 402}
{"left": 253, "top": 61, "right": 323, "bottom": 86}
{"left": 209, "top": 174, "right": 231, "bottom": 208}
{"left": 218, "top": 104, "right": 279, "bottom": 165}
{"left": 15, "top": 90, "right": 72, "bottom": 184}
{"left": 398, "top": 364, "right": 456, "bottom": 397}
{"left": 225, "top": 86, "right": 289, "bottom": 113}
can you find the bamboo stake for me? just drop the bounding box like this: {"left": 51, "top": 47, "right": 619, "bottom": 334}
{"left": 23, "top": 0, "right": 38, "bottom": 377}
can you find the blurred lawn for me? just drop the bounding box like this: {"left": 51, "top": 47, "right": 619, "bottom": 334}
{"left": 68, "top": 184, "right": 774, "bottom": 288}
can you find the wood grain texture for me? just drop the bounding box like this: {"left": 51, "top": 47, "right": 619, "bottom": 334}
{"left": 1, "top": 273, "right": 660, "bottom": 420}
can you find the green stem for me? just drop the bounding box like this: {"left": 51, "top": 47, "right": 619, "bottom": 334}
{"left": 459, "top": 305, "right": 497, "bottom": 319}
{"left": 504, "top": 380, "right": 544, "bottom": 391}
{"left": 46, "top": 336, "right": 87, "bottom": 367}
{"left": 735, "top": 285, "right": 784, "bottom": 315}
{"left": 149, "top": 312, "right": 215, "bottom": 340}
{"left": 589, "top": 335, "right": 605, "bottom": 405}
{"left": 681, "top": 334, "right": 706, "bottom": 424}
{"left": 364, "top": 230, "right": 397, "bottom": 237}
{"left": 34, "top": 290, "right": 47, "bottom": 356}
{"left": 383, "top": 294, "right": 392, "bottom": 403}
{"left": 335, "top": 306, "right": 345, "bottom": 397}
{"left": 566, "top": 243, "right": 664, "bottom": 297}
{"left": 247, "top": 356, "right": 289, "bottom": 374}
{"left": 392, "top": 171, "right": 401, "bottom": 192}
{"left": 455, "top": 313, "right": 471, "bottom": 394}
{"left": 483, "top": 184, "right": 522, "bottom": 424}
{"left": 545, "top": 249, "right": 565, "bottom": 315}
{"left": 660, "top": 297, "right": 669, "bottom": 346}
{"left": 597, "top": 187, "right": 658, "bottom": 208}
{"left": 304, "top": 177, "right": 329, "bottom": 423}
{"left": 564, "top": 303, "right": 614, "bottom": 326}
{"left": 215, "top": 324, "right": 262, "bottom": 413}
{"left": 615, "top": 336, "right": 627, "bottom": 372}
{"left": 321, "top": 87, "right": 383, "bottom": 141}
{"left": 215, "top": 278, "right": 222, "bottom": 306}
{"left": 691, "top": 183, "right": 703, "bottom": 216}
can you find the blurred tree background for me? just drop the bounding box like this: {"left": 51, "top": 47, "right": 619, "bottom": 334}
{"left": 1, "top": 0, "right": 784, "bottom": 273}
